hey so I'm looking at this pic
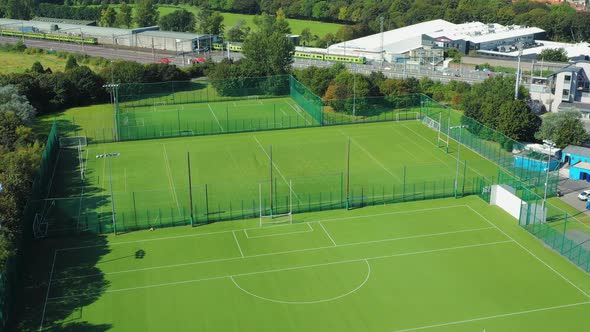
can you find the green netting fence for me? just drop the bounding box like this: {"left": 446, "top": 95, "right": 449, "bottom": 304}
{"left": 289, "top": 76, "right": 323, "bottom": 124}
{"left": 420, "top": 95, "right": 558, "bottom": 194}
{"left": 0, "top": 121, "right": 60, "bottom": 329}
{"left": 58, "top": 173, "right": 491, "bottom": 235}
{"left": 496, "top": 170, "right": 590, "bottom": 273}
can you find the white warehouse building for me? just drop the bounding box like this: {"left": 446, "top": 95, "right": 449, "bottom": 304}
{"left": 0, "top": 18, "right": 212, "bottom": 53}
{"left": 327, "top": 19, "right": 545, "bottom": 64}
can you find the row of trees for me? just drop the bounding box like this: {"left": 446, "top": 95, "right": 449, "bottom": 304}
{"left": 0, "top": 84, "right": 42, "bottom": 273}
{"left": 4, "top": 1, "right": 590, "bottom": 43}
{"left": 293, "top": 64, "right": 587, "bottom": 148}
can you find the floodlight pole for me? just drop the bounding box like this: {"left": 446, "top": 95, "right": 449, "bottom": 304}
{"left": 107, "top": 156, "right": 117, "bottom": 235}
{"left": 353, "top": 65, "right": 357, "bottom": 117}
{"left": 542, "top": 142, "right": 555, "bottom": 210}
{"left": 451, "top": 125, "right": 468, "bottom": 198}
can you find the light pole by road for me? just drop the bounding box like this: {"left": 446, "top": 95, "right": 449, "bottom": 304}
{"left": 352, "top": 64, "right": 357, "bottom": 117}
{"left": 515, "top": 42, "right": 524, "bottom": 100}
{"left": 450, "top": 125, "right": 469, "bottom": 198}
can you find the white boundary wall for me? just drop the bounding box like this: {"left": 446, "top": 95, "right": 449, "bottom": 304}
{"left": 490, "top": 184, "right": 522, "bottom": 220}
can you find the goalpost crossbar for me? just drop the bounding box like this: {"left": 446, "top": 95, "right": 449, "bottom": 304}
{"left": 259, "top": 180, "right": 293, "bottom": 227}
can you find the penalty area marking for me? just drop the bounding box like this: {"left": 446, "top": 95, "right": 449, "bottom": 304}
{"left": 230, "top": 259, "right": 371, "bottom": 304}
{"left": 244, "top": 222, "right": 313, "bottom": 239}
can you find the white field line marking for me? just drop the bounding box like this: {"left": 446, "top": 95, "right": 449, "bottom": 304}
{"left": 399, "top": 124, "right": 452, "bottom": 168}
{"left": 230, "top": 259, "right": 371, "bottom": 304}
{"left": 48, "top": 241, "right": 510, "bottom": 301}
{"left": 52, "top": 226, "right": 495, "bottom": 282}
{"left": 340, "top": 131, "right": 402, "bottom": 182}
{"left": 278, "top": 107, "right": 288, "bottom": 116}
{"left": 207, "top": 103, "right": 225, "bottom": 132}
{"left": 39, "top": 250, "right": 57, "bottom": 331}
{"left": 162, "top": 144, "right": 181, "bottom": 215}
{"left": 319, "top": 222, "right": 337, "bottom": 246}
{"left": 244, "top": 223, "right": 314, "bottom": 239}
{"left": 287, "top": 102, "right": 313, "bottom": 125}
{"left": 252, "top": 135, "right": 302, "bottom": 204}
{"left": 57, "top": 205, "right": 468, "bottom": 251}
{"left": 393, "top": 301, "right": 590, "bottom": 332}
{"left": 465, "top": 205, "right": 590, "bottom": 299}
{"left": 233, "top": 231, "right": 244, "bottom": 258}
{"left": 405, "top": 123, "right": 488, "bottom": 179}
{"left": 83, "top": 147, "right": 89, "bottom": 177}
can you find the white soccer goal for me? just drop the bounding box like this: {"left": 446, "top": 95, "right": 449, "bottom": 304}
{"left": 422, "top": 114, "right": 449, "bottom": 150}
{"left": 259, "top": 181, "right": 293, "bottom": 227}
{"left": 59, "top": 136, "right": 87, "bottom": 148}
{"left": 33, "top": 213, "right": 48, "bottom": 238}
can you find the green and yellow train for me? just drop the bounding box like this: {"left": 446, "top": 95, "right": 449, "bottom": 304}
{"left": 212, "top": 42, "right": 366, "bottom": 64}
{"left": 0, "top": 29, "right": 98, "bottom": 44}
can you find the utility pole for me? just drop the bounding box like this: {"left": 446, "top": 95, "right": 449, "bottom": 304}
{"left": 380, "top": 16, "right": 385, "bottom": 68}
{"left": 515, "top": 42, "right": 524, "bottom": 100}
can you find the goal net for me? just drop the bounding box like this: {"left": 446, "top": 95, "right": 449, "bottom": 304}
{"left": 33, "top": 213, "right": 48, "bottom": 239}
{"left": 259, "top": 181, "right": 293, "bottom": 227}
{"left": 422, "top": 114, "right": 448, "bottom": 150}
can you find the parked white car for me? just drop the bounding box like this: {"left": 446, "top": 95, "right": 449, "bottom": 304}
{"left": 578, "top": 190, "right": 590, "bottom": 201}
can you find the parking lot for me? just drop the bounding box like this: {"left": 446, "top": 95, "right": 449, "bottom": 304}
{"left": 558, "top": 176, "right": 590, "bottom": 213}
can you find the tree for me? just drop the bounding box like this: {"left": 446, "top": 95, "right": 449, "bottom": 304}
{"left": 30, "top": 61, "right": 45, "bottom": 74}
{"left": 197, "top": 10, "right": 224, "bottom": 35}
{"left": 537, "top": 48, "right": 568, "bottom": 62}
{"left": 65, "top": 55, "right": 79, "bottom": 72}
{"left": 0, "top": 0, "right": 34, "bottom": 19}
{"left": 0, "top": 85, "right": 36, "bottom": 126}
{"left": 496, "top": 99, "right": 541, "bottom": 141}
{"left": 461, "top": 75, "right": 528, "bottom": 130}
{"left": 300, "top": 28, "right": 313, "bottom": 46}
{"left": 135, "top": 0, "right": 159, "bottom": 27}
{"left": 116, "top": 2, "right": 133, "bottom": 28}
{"left": 535, "top": 110, "right": 589, "bottom": 148}
{"left": 159, "top": 9, "right": 196, "bottom": 32}
{"left": 241, "top": 30, "right": 294, "bottom": 76}
{"left": 100, "top": 7, "right": 117, "bottom": 27}
{"left": 226, "top": 20, "right": 250, "bottom": 42}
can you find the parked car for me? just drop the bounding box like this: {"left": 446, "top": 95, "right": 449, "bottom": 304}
{"left": 578, "top": 190, "right": 590, "bottom": 200}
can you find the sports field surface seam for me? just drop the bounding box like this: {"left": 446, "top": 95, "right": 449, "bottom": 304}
{"left": 51, "top": 225, "right": 497, "bottom": 282}
{"left": 465, "top": 205, "right": 590, "bottom": 298}
{"left": 45, "top": 240, "right": 512, "bottom": 301}
{"left": 55, "top": 205, "right": 469, "bottom": 251}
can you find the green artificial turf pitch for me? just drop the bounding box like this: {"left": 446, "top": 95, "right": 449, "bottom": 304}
{"left": 33, "top": 196, "right": 590, "bottom": 331}
{"left": 43, "top": 121, "right": 500, "bottom": 233}
{"left": 119, "top": 97, "right": 320, "bottom": 139}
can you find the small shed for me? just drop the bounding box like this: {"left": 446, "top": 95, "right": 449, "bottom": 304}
{"left": 562, "top": 145, "right": 590, "bottom": 181}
